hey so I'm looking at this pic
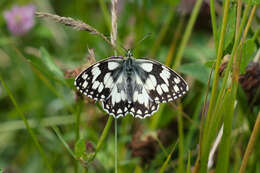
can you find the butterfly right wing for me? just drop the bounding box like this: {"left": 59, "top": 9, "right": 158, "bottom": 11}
{"left": 136, "top": 58, "right": 189, "bottom": 103}
{"left": 74, "top": 56, "right": 123, "bottom": 101}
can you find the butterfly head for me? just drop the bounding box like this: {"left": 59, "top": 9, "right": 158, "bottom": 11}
{"left": 125, "top": 49, "right": 133, "bottom": 58}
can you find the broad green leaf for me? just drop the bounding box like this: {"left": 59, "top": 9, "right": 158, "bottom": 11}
{"left": 241, "top": 39, "right": 256, "bottom": 73}
{"left": 178, "top": 63, "right": 210, "bottom": 85}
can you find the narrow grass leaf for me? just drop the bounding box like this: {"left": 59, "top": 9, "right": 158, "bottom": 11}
{"left": 159, "top": 140, "right": 179, "bottom": 173}
{"left": 52, "top": 126, "right": 77, "bottom": 159}
{"left": 215, "top": 89, "right": 236, "bottom": 173}
{"left": 239, "top": 112, "right": 260, "bottom": 173}
{"left": 186, "top": 152, "right": 191, "bottom": 173}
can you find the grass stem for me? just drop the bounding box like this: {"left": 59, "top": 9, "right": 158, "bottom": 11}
{"left": 239, "top": 112, "right": 260, "bottom": 173}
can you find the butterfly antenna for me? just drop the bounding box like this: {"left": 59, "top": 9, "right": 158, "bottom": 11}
{"left": 118, "top": 42, "right": 128, "bottom": 53}
{"left": 132, "top": 33, "right": 152, "bottom": 50}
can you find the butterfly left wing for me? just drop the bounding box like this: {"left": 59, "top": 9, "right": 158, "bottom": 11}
{"left": 74, "top": 56, "right": 123, "bottom": 101}
{"left": 135, "top": 58, "right": 189, "bottom": 103}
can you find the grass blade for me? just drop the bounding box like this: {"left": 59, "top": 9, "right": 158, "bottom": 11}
{"left": 159, "top": 140, "right": 179, "bottom": 173}
{"left": 0, "top": 75, "right": 54, "bottom": 173}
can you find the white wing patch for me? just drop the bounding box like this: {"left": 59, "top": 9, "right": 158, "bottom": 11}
{"left": 140, "top": 63, "right": 153, "bottom": 72}
{"left": 108, "top": 61, "right": 120, "bottom": 70}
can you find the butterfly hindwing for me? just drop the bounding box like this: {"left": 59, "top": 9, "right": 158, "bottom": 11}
{"left": 75, "top": 56, "right": 123, "bottom": 101}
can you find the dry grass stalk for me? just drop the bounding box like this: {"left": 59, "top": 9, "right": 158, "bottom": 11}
{"left": 35, "top": 12, "right": 116, "bottom": 50}
{"left": 111, "top": 0, "right": 118, "bottom": 49}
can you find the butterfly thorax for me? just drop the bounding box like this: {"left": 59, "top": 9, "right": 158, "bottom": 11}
{"left": 124, "top": 56, "right": 135, "bottom": 75}
{"left": 122, "top": 56, "right": 137, "bottom": 102}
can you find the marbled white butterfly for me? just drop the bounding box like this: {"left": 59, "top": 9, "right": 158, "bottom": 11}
{"left": 75, "top": 50, "right": 188, "bottom": 119}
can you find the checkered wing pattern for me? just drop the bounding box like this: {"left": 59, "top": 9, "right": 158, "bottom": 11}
{"left": 136, "top": 58, "right": 189, "bottom": 104}
{"left": 75, "top": 56, "right": 123, "bottom": 101}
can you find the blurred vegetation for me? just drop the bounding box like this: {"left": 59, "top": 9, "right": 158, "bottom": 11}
{"left": 0, "top": 0, "right": 260, "bottom": 173}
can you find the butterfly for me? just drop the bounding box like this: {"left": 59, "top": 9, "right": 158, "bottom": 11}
{"left": 74, "top": 50, "right": 188, "bottom": 119}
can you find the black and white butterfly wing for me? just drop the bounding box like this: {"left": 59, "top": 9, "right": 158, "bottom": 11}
{"left": 75, "top": 56, "right": 123, "bottom": 101}
{"left": 135, "top": 58, "right": 189, "bottom": 103}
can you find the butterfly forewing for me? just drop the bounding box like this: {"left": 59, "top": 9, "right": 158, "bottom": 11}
{"left": 75, "top": 56, "right": 123, "bottom": 101}
{"left": 136, "top": 59, "right": 189, "bottom": 103}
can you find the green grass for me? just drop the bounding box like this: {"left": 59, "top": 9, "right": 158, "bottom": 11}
{"left": 0, "top": 0, "right": 259, "bottom": 173}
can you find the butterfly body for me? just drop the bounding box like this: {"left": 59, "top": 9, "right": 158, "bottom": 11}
{"left": 75, "top": 50, "right": 188, "bottom": 119}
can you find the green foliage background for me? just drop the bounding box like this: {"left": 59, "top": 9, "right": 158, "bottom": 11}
{"left": 0, "top": 0, "right": 259, "bottom": 173}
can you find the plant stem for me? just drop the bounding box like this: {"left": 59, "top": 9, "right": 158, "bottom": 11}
{"left": 205, "top": 0, "right": 230, "bottom": 126}
{"left": 210, "top": 0, "right": 218, "bottom": 50}
{"left": 165, "top": 15, "right": 185, "bottom": 67}
{"left": 115, "top": 119, "right": 118, "bottom": 173}
{"left": 200, "top": 0, "right": 230, "bottom": 171}
{"left": 239, "top": 112, "right": 260, "bottom": 173}
{"left": 177, "top": 104, "right": 184, "bottom": 173}
{"left": 96, "top": 116, "right": 114, "bottom": 152}
{"left": 159, "top": 140, "right": 179, "bottom": 173}
{"left": 52, "top": 126, "right": 77, "bottom": 159}
{"left": 111, "top": 0, "right": 119, "bottom": 172}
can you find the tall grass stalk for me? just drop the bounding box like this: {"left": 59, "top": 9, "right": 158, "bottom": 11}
{"left": 52, "top": 126, "right": 77, "bottom": 160}
{"left": 165, "top": 15, "right": 185, "bottom": 67}
{"left": 95, "top": 116, "right": 114, "bottom": 153}
{"left": 204, "top": 0, "right": 230, "bottom": 132}
{"left": 200, "top": 1, "right": 254, "bottom": 172}
{"left": 0, "top": 75, "right": 54, "bottom": 173}
{"left": 111, "top": 0, "right": 118, "bottom": 172}
{"left": 177, "top": 104, "right": 184, "bottom": 173}
{"left": 209, "top": 0, "right": 218, "bottom": 50}
{"left": 239, "top": 112, "right": 260, "bottom": 173}
{"left": 159, "top": 140, "right": 179, "bottom": 173}
{"left": 200, "top": 0, "right": 230, "bottom": 171}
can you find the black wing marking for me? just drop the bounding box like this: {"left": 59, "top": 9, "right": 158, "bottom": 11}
{"left": 136, "top": 58, "right": 188, "bottom": 103}
{"left": 74, "top": 56, "right": 123, "bottom": 101}
{"left": 101, "top": 71, "right": 160, "bottom": 118}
